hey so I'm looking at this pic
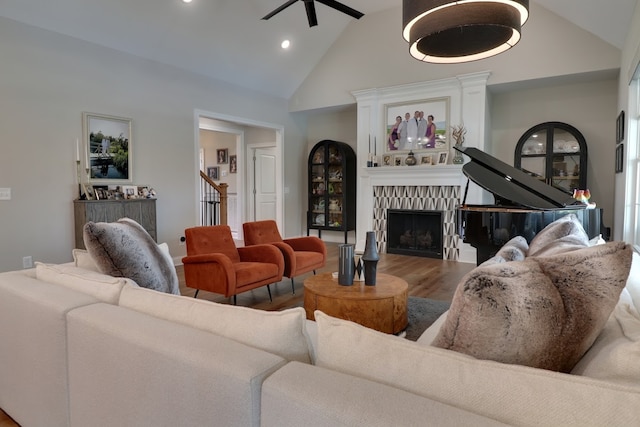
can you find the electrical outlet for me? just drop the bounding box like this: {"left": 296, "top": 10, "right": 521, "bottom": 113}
{"left": 0, "top": 188, "right": 11, "bottom": 200}
{"left": 22, "top": 256, "right": 33, "bottom": 269}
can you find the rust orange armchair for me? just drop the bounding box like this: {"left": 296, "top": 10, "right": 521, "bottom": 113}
{"left": 182, "top": 225, "right": 284, "bottom": 304}
{"left": 242, "top": 220, "right": 326, "bottom": 293}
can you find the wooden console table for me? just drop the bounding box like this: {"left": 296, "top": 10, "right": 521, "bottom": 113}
{"left": 303, "top": 272, "right": 408, "bottom": 334}
{"left": 73, "top": 199, "right": 157, "bottom": 249}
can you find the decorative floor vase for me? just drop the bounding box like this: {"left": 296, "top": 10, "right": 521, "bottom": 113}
{"left": 338, "top": 244, "right": 354, "bottom": 286}
{"left": 362, "top": 231, "right": 379, "bottom": 286}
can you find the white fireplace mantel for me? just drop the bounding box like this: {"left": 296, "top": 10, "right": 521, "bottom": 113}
{"left": 363, "top": 164, "right": 465, "bottom": 187}
{"left": 352, "top": 72, "right": 491, "bottom": 264}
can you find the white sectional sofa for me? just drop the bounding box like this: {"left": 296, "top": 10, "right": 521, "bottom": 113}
{"left": 0, "top": 245, "right": 639, "bottom": 426}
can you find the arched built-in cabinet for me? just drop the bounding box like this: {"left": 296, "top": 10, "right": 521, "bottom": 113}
{"left": 307, "top": 140, "right": 356, "bottom": 243}
{"left": 514, "top": 121, "right": 588, "bottom": 194}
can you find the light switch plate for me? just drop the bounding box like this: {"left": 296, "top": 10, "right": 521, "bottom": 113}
{"left": 0, "top": 188, "right": 11, "bottom": 200}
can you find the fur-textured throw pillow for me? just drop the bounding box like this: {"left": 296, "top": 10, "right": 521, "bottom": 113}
{"left": 432, "top": 241, "right": 633, "bottom": 372}
{"left": 83, "top": 218, "right": 179, "bottom": 294}
{"left": 480, "top": 236, "right": 529, "bottom": 267}
{"left": 527, "top": 213, "right": 590, "bottom": 257}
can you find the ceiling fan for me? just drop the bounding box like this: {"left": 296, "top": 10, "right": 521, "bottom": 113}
{"left": 262, "top": 0, "right": 364, "bottom": 27}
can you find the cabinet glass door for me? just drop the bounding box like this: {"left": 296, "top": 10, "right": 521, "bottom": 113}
{"left": 310, "top": 149, "right": 326, "bottom": 227}
{"left": 550, "top": 128, "right": 582, "bottom": 193}
{"left": 515, "top": 122, "right": 588, "bottom": 194}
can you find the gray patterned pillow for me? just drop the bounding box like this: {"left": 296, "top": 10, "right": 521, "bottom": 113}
{"left": 432, "top": 241, "right": 632, "bottom": 372}
{"left": 83, "top": 218, "right": 179, "bottom": 294}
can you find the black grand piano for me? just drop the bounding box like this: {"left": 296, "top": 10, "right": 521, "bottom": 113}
{"left": 456, "top": 146, "right": 607, "bottom": 265}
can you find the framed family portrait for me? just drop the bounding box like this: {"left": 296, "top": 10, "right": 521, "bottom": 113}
{"left": 121, "top": 185, "right": 138, "bottom": 199}
{"left": 437, "top": 151, "right": 449, "bottom": 165}
{"left": 616, "top": 110, "right": 625, "bottom": 143}
{"left": 83, "top": 112, "right": 132, "bottom": 183}
{"left": 217, "top": 149, "right": 229, "bottom": 164}
{"left": 615, "top": 143, "right": 624, "bottom": 173}
{"left": 207, "top": 166, "right": 219, "bottom": 180}
{"left": 421, "top": 155, "right": 433, "bottom": 165}
{"left": 384, "top": 97, "right": 449, "bottom": 153}
{"left": 229, "top": 154, "right": 237, "bottom": 173}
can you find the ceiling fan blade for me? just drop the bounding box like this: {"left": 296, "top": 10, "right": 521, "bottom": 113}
{"left": 316, "top": 0, "right": 364, "bottom": 20}
{"left": 304, "top": 0, "right": 318, "bottom": 27}
{"left": 262, "top": 0, "right": 299, "bottom": 20}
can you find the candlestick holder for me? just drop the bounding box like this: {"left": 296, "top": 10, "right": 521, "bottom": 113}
{"left": 76, "top": 160, "right": 83, "bottom": 199}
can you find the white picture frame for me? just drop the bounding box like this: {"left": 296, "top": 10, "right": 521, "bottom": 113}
{"left": 437, "top": 151, "right": 449, "bottom": 165}
{"left": 384, "top": 97, "right": 450, "bottom": 154}
{"left": 83, "top": 112, "right": 132, "bottom": 183}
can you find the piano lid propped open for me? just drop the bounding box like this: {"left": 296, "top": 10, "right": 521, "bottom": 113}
{"left": 456, "top": 146, "right": 584, "bottom": 210}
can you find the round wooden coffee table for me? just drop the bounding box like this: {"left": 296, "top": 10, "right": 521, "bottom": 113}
{"left": 303, "top": 272, "right": 408, "bottom": 334}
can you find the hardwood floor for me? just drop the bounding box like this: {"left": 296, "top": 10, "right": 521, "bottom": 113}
{"left": 178, "top": 242, "right": 474, "bottom": 309}
{"left": 0, "top": 243, "right": 475, "bottom": 426}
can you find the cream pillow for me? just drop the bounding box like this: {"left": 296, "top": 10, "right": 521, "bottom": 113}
{"left": 314, "top": 311, "right": 640, "bottom": 426}
{"left": 119, "top": 285, "right": 312, "bottom": 363}
{"left": 35, "top": 262, "right": 136, "bottom": 304}
{"left": 72, "top": 249, "right": 100, "bottom": 272}
{"left": 432, "top": 242, "right": 633, "bottom": 372}
{"left": 571, "top": 296, "right": 640, "bottom": 387}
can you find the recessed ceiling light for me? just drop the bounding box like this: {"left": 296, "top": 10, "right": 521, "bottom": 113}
{"left": 281, "top": 40, "right": 291, "bottom": 49}
{"left": 182, "top": 0, "right": 192, "bottom": 3}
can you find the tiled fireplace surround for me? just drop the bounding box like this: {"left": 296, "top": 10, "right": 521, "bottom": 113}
{"left": 352, "top": 72, "right": 491, "bottom": 264}
{"left": 364, "top": 166, "right": 466, "bottom": 261}
{"left": 374, "top": 185, "right": 460, "bottom": 260}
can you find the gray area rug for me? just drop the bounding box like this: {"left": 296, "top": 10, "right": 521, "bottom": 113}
{"left": 403, "top": 296, "right": 450, "bottom": 341}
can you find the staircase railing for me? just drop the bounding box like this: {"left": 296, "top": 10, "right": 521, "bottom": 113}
{"left": 200, "top": 171, "right": 228, "bottom": 226}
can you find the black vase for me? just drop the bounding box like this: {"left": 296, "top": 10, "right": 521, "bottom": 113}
{"left": 338, "top": 244, "right": 354, "bottom": 286}
{"left": 362, "top": 231, "right": 379, "bottom": 286}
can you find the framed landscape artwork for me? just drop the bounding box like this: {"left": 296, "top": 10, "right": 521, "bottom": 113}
{"left": 83, "top": 112, "right": 132, "bottom": 183}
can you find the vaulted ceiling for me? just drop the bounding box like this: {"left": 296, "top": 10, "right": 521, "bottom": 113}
{"left": 0, "top": 0, "right": 636, "bottom": 99}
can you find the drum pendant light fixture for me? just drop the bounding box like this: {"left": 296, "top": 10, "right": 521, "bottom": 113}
{"left": 402, "top": 0, "right": 529, "bottom": 63}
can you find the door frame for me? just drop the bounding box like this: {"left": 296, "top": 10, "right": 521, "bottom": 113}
{"left": 193, "top": 109, "right": 284, "bottom": 241}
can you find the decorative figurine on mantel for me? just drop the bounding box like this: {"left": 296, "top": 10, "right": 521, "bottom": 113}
{"left": 405, "top": 151, "right": 417, "bottom": 166}
{"left": 451, "top": 124, "right": 467, "bottom": 164}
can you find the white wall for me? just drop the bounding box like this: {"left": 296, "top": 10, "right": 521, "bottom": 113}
{"left": 490, "top": 78, "right": 618, "bottom": 229}
{"left": 616, "top": 2, "right": 640, "bottom": 242}
{"left": 305, "top": 106, "right": 358, "bottom": 242}
{"left": 0, "top": 17, "right": 306, "bottom": 272}
{"left": 290, "top": 3, "right": 621, "bottom": 112}
{"left": 303, "top": 77, "right": 618, "bottom": 233}
{"left": 200, "top": 130, "right": 238, "bottom": 192}
{"left": 293, "top": 2, "right": 622, "bottom": 237}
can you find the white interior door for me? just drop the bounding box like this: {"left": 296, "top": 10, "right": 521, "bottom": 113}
{"left": 251, "top": 147, "right": 277, "bottom": 221}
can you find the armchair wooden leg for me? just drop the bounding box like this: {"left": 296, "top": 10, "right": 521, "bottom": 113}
{"left": 290, "top": 278, "right": 295, "bottom": 295}
{"left": 194, "top": 289, "right": 199, "bottom": 299}
{"left": 313, "top": 270, "right": 317, "bottom": 275}
{"left": 267, "top": 284, "right": 272, "bottom": 302}
{"left": 233, "top": 295, "right": 237, "bottom": 305}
